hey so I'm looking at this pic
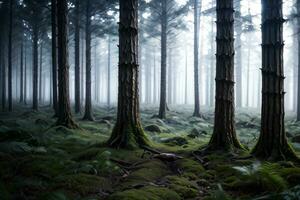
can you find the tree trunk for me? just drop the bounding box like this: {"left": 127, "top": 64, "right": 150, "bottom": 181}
{"left": 8, "top": 0, "right": 13, "bottom": 111}
{"left": 56, "top": 0, "right": 78, "bottom": 128}
{"left": 297, "top": 0, "right": 300, "bottom": 120}
{"left": 208, "top": 0, "right": 242, "bottom": 151}
{"left": 158, "top": 0, "right": 167, "bottom": 119}
{"left": 74, "top": 0, "right": 81, "bottom": 113}
{"left": 107, "top": 36, "right": 111, "bottom": 108}
{"left": 24, "top": 41, "right": 27, "bottom": 105}
{"left": 32, "top": 24, "right": 39, "bottom": 111}
{"left": 246, "top": 35, "right": 251, "bottom": 108}
{"left": 185, "top": 47, "right": 188, "bottom": 105}
{"left": 252, "top": 0, "right": 297, "bottom": 160}
{"left": 39, "top": 42, "right": 43, "bottom": 103}
{"left": 83, "top": 0, "right": 94, "bottom": 121}
{"left": 20, "top": 38, "right": 24, "bottom": 103}
{"left": 235, "top": 0, "right": 242, "bottom": 108}
{"left": 51, "top": 0, "right": 58, "bottom": 115}
{"left": 153, "top": 50, "right": 157, "bottom": 103}
{"left": 108, "top": 0, "right": 149, "bottom": 149}
{"left": 193, "top": 0, "right": 201, "bottom": 117}
{"left": 0, "top": 28, "right": 5, "bottom": 111}
{"left": 167, "top": 49, "right": 172, "bottom": 105}
{"left": 209, "top": 11, "right": 215, "bottom": 107}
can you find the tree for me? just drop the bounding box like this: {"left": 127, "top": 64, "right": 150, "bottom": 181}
{"left": 297, "top": 0, "right": 300, "bottom": 121}
{"left": 56, "top": 0, "right": 78, "bottom": 129}
{"left": 207, "top": 0, "right": 243, "bottom": 151}
{"left": 74, "top": 0, "right": 81, "bottom": 114}
{"left": 235, "top": 0, "right": 242, "bottom": 108}
{"left": 51, "top": 0, "right": 58, "bottom": 116}
{"left": 252, "top": 0, "right": 297, "bottom": 160}
{"left": 193, "top": 0, "right": 202, "bottom": 117}
{"left": 8, "top": 0, "right": 13, "bottom": 111}
{"left": 107, "top": 0, "right": 149, "bottom": 149}
{"left": 82, "top": 0, "right": 94, "bottom": 121}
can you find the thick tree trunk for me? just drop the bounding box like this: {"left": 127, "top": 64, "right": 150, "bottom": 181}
{"left": 108, "top": 0, "right": 149, "bottom": 149}
{"left": 83, "top": 0, "right": 94, "bottom": 121}
{"left": 252, "top": 0, "right": 297, "bottom": 160}
{"left": 51, "top": 0, "right": 58, "bottom": 115}
{"left": 107, "top": 36, "right": 111, "bottom": 108}
{"left": 74, "top": 0, "right": 81, "bottom": 113}
{"left": 20, "top": 38, "right": 24, "bottom": 103}
{"left": 56, "top": 0, "right": 78, "bottom": 128}
{"left": 297, "top": 0, "right": 300, "bottom": 121}
{"left": 32, "top": 25, "right": 39, "bottom": 111}
{"left": 193, "top": 0, "right": 201, "bottom": 117}
{"left": 158, "top": 0, "right": 167, "bottom": 119}
{"left": 208, "top": 0, "right": 242, "bottom": 151}
{"left": 8, "top": 0, "right": 13, "bottom": 111}
{"left": 235, "top": 0, "right": 242, "bottom": 108}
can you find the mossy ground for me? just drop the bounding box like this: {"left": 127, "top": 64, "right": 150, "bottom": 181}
{"left": 0, "top": 105, "right": 300, "bottom": 199}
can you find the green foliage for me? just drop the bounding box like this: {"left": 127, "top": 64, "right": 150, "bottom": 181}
{"left": 165, "top": 176, "right": 198, "bottom": 198}
{"left": 204, "top": 184, "right": 232, "bottom": 200}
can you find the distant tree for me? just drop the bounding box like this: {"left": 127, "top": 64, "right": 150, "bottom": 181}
{"left": 0, "top": 0, "right": 7, "bottom": 111}
{"left": 56, "top": 0, "right": 78, "bottom": 128}
{"left": 252, "top": 0, "right": 298, "bottom": 160}
{"left": 207, "top": 0, "right": 243, "bottom": 151}
{"left": 144, "top": 0, "right": 189, "bottom": 118}
{"left": 74, "top": 0, "right": 80, "bottom": 114}
{"left": 8, "top": 0, "right": 13, "bottom": 111}
{"left": 108, "top": 0, "right": 149, "bottom": 148}
{"left": 193, "top": 0, "right": 202, "bottom": 117}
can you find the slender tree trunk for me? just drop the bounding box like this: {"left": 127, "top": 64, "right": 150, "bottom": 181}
{"left": 293, "top": 20, "right": 298, "bottom": 112}
{"left": 208, "top": 0, "right": 242, "bottom": 151}
{"left": 56, "top": 0, "right": 78, "bottom": 128}
{"left": 246, "top": 35, "right": 251, "bottom": 108}
{"left": 193, "top": 0, "right": 201, "bottom": 117}
{"left": 20, "top": 38, "right": 24, "bottom": 103}
{"left": 39, "top": 42, "right": 43, "bottom": 103}
{"left": 209, "top": 11, "right": 215, "bottom": 107}
{"left": 252, "top": 0, "right": 297, "bottom": 160}
{"left": 83, "top": 0, "right": 94, "bottom": 121}
{"left": 108, "top": 0, "right": 149, "bottom": 149}
{"left": 107, "top": 36, "right": 111, "bottom": 108}
{"left": 235, "top": 0, "right": 242, "bottom": 108}
{"left": 51, "top": 0, "right": 58, "bottom": 115}
{"left": 8, "top": 0, "right": 13, "bottom": 111}
{"left": 32, "top": 25, "right": 39, "bottom": 110}
{"left": 153, "top": 50, "right": 157, "bottom": 103}
{"left": 167, "top": 49, "right": 172, "bottom": 105}
{"left": 139, "top": 16, "right": 143, "bottom": 104}
{"left": 24, "top": 41, "right": 27, "bottom": 105}
{"left": 185, "top": 47, "right": 188, "bottom": 105}
{"left": 81, "top": 32, "right": 84, "bottom": 104}
{"left": 74, "top": 0, "right": 80, "bottom": 113}
{"left": 0, "top": 29, "right": 5, "bottom": 110}
{"left": 158, "top": 0, "right": 167, "bottom": 119}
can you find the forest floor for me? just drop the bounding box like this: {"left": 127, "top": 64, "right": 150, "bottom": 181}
{"left": 0, "top": 105, "right": 300, "bottom": 200}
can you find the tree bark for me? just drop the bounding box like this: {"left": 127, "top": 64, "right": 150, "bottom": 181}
{"left": 32, "top": 24, "right": 39, "bottom": 111}
{"left": 252, "top": 0, "right": 297, "bottom": 160}
{"left": 39, "top": 42, "right": 43, "bottom": 103}
{"left": 193, "top": 0, "right": 201, "bottom": 117}
{"left": 83, "top": 0, "right": 94, "bottom": 121}
{"left": 0, "top": 26, "right": 5, "bottom": 111}
{"left": 108, "top": 0, "right": 149, "bottom": 149}
{"left": 8, "top": 0, "right": 13, "bottom": 111}
{"left": 74, "top": 0, "right": 81, "bottom": 113}
{"left": 56, "top": 0, "right": 78, "bottom": 128}
{"left": 297, "top": 0, "right": 300, "bottom": 121}
{"left": 24, "top": 40, "right": 27, "bottom": 105}
{"left": 158, "top": 0, "right": 167, "bottom": 119}
{"left": 51, "top": 0, "right": 58, "bottom": 115}
{"left": 208, "top": 0, "right": 242, "bottom": 151}
{"left": 235, "top": 0, "right": 242, "bottom": 108}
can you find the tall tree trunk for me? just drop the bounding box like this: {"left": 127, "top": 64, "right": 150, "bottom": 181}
{"left": 51, "top": 0, "right": 58, "bottom": 115}
{"left": 56, "top": 0, "right": 77, "bottom": 128}
{"left": 167, "top": 49, "right": 172, "bottom": 105}
{"left": 235, "top": 0, "right": 242, "bottom": 108}
{"left": 153, "top": 50, "right": 157, "bottom": 104}
{"left": 185, "top": 47, "right": 188, "bottom": 105}
{"left": 74, "top": 0, "right": 81, "bottom": 113}
{"left": 20, "top": 38, "right": 24, "bottom": 103}
{"left": 39, "top": 42, "right": 43, "bottom": 103}
{"left": 193, "top": 0, "right": 201, "bottom": 117}
{"left": 24, "top": 41, "right": 27, "bottom": 105}
{"left": 252, "top": 0, "right": 297, "bottom": 160}
{"left": 297, "top": 0, "right": 300, "bottom": 120}
{"left": 158, "top": 0, "right": 167, "bottom": 119}
{"left": 208, "top": 0, "right": 242, "bottom": 151}
{"left": 83, "top": 0, "right": 94, "bottom": 121}
{"left": 0, "top": 28, "right": 5, "bottom": 110}
{"left": 8, "top": 0, "right": 13, "bottom": 111}
{"left": 32, "top": 24, "right": 39, "bottom": 110}
{"left": 107, "top": 36, "right": 111, "bottom": 108}
{"left": 81, "top": 32, "right": 84, "bottom": 104}
{"left": 209, "top": 11, "right": 215, "bottom": 107}
{"left": 108, "top": 0, "right": 149, "bottom": 149}
{"left": 246, "top": 35, "right": 251, "bottom": 108}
